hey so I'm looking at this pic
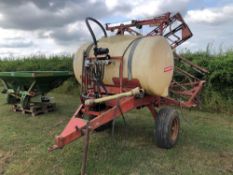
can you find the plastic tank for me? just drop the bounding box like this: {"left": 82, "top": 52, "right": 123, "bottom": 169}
{"left": 73, "top": 35, "right": 174, "bottom": 97}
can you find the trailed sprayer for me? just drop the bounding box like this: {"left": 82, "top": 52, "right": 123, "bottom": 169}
{"left": 49, "top": 12, "right": 208, "bottom": 174}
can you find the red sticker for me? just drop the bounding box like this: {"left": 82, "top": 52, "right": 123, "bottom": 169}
{"left": 164, "top": 66, "right": 173, "bottom": 72}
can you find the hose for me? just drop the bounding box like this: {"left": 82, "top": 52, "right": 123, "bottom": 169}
{"left": 85, "top": 17, "right": 107, "bottom": 47}
{"left": 83, "top": 17, "right": 109, "bottom": 98}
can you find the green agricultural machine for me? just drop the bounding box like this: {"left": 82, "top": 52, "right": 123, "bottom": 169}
{"left": 0, "top": 71, "right": 73, "bottom": 116}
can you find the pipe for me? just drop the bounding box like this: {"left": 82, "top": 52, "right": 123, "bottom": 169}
{"left": 85, "top": 87, "right": 143, "bottom": 105}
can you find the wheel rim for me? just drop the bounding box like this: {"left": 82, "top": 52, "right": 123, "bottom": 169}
{"left": 170, "top": 117, "right": 179, "bottom": 142}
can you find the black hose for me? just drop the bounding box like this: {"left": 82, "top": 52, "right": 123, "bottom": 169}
{"left": 84, "top": 17, "right": 109, "bottom": 96}
{"left": 85, "top": 17, "right": 107, "bottom": 47}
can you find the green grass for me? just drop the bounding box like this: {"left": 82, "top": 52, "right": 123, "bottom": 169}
{"left": 0, "top": 91, "right": 233, "bottom": 175}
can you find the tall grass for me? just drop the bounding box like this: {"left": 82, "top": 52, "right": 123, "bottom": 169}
{"left": 0, "top": 52, "right": 232, "bottom": 114}
{"left": 0, "top": 54, "right": 79, "bottom": 94}
{"left": 0, "top": 55, "right": 73, "bottom": 71}
{"left": 181, "top": 50, "right": 233, "bottom": 114}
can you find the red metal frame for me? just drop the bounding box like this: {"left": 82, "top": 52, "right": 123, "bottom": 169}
{"left": 50, "top": 13, "right": 208, "bottom": 174}
{"left": 54, "top": 95, "right": 157, "bottom": 148}
{"left": 106, "top": 12, "right": 193, "bottom": 48}
{"left": 50, "top": 12, "right": 208, "bottom": 148}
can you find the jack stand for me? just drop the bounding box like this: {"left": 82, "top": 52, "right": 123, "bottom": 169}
{"left": 81, "top": 123, "right": 91, "bottom": 175}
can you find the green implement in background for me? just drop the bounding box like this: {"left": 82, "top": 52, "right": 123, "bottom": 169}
{"left": 0, "top": 71, "right": 73, "bottom": 114}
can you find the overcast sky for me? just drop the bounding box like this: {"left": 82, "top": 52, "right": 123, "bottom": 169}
{"left": 0, "top": 0, "right": 232, "bottom": 57}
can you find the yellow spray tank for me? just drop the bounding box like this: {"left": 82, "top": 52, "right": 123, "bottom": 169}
{"left": 73, "top": 35, "right": 174, "bottom": 97}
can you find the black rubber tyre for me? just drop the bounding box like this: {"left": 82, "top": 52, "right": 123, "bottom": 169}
{"left": 155, "top": 107, "right": 180, "bottom": 149}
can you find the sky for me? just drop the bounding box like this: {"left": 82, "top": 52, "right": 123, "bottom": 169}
{"left": 0, "top": 0, "right": 232, "bottom": 57}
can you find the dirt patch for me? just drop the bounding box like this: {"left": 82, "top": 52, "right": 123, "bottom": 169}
{"left": 0, "top": 150, "right": 14, "bottom": 175}
{"left": 218, "top": 152, "right": 233, "bottom": 174}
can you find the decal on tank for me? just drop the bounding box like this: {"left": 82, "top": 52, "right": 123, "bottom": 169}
{"left": 164, "top": 66, "right": 173, "bottom": 72}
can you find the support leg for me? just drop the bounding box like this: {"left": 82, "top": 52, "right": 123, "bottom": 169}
{"left": 81, "top": 123, "right": 91, "bottom": 175}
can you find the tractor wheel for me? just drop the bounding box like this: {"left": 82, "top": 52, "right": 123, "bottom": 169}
{"left": 155, "top": 107, "right": 180, "bottom": 149}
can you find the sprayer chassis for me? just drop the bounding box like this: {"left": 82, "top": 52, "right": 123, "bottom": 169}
{"left": 52, "top": 53, "right": 205, "bottom": 147}
{"left": 50, "top": 55, "right": 205, "bottom": 174}
{"left": 50, "top": 13, "right": 208, "bottom": 175}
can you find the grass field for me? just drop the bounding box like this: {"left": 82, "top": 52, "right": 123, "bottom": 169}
{"left": 0, "top": 91, "right": 233, "bottom": 175}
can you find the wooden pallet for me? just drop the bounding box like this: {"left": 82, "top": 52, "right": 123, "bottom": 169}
{"left": 12, "top": 102, "right": 56, "bottom": 117}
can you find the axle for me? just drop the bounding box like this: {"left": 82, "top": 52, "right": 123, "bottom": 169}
{"left": 84, "top": 87, "right": 143, "bottom": 105}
